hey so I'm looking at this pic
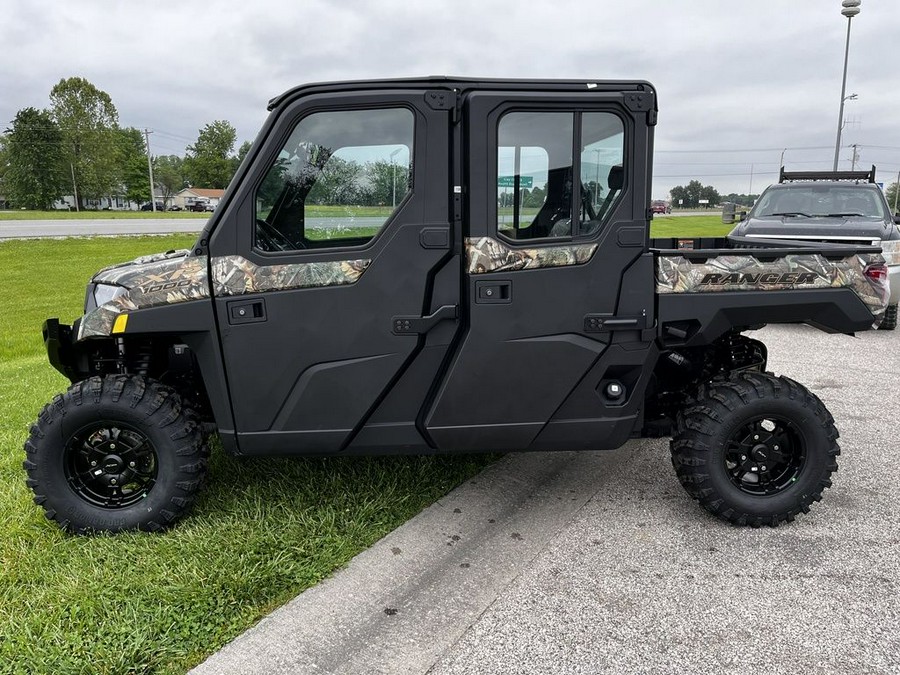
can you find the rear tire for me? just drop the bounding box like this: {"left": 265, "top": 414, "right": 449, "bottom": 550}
{"left": 880, "top": 304, "right": 897, "bottom": 331}
{"left": 23, "top": 375, "right": 208, "bottom": 534}
{"left": 671, "top": 372, "right": 839, "bottom": 527}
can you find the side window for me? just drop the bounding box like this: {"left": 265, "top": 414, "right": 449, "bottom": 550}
{"left": 496, "top": 112, "right": 573, "bottom": 240}
{"left": 580, "top": 113, "right": 625, "bottom": 235}
{"left": 255, "top": 107, "right": 414, "bottom": 252}
{"left": 495, "top": 110, "right": 625, "bottom": 242}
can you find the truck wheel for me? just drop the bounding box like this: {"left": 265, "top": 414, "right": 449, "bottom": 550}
{"left": 23, "top": 375, "right": 208, "bottom": 534}
{"left": 880, "top": 304, "right": 897, "bottom": 331}
{"left": 671, "top": 372, "right": 839, "bottom": 527}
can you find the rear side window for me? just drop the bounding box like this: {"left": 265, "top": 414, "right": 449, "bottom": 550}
{"left": 255, "top": 107, "right": 414, "bottom": 252}
{"left": 496, "top": 110, "right": 625, "bottom": 241}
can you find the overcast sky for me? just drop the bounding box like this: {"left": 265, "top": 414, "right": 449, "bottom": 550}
{"left": 3, "top": 0, "right": 899, "bottom": 199}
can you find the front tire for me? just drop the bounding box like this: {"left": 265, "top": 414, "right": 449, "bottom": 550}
{"left": 671, "top": 372, "right": 839, "bottom": 527}
{"left": 23, "top": 375, "right": 209, "bottom": 534}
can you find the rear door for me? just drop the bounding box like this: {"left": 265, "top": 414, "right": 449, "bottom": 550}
{"left": 425, "top": 87, "right": 657, "bottom": 451}
{"left": 209, "top": 89, "right": 458, "bottom": 455}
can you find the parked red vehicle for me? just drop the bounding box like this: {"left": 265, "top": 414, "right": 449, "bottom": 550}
{"left": 651, "top": 200, "right": 671, "bottom": 215}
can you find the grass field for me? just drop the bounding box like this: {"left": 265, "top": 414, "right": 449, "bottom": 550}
{"left": 649, "top": 215, "right": 730, "bottom": 237}
{"left": 0, "top": 236, "right": 494, "bottom": 674}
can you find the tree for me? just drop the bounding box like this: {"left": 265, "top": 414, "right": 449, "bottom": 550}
{"left": 4, "top": 107, "right": 66, "bottom": 210}
{"left": 361, "top": 159, "right": 412, "bottom": 206}
{"left": 50, "top": 77, "right": 120, "bottom": 208}
{"left": 722, "top": 192, "right": 759, "bottom": 207}
{"left": 154, "top": 155, "right": 187, "bottom": 207}
{"left": 699, "top": 184, "right": 721, "bottom": 207}
{"left": 885, "top": 182, "right": 900, "bottom": 215}
{"left": 0, "top": 135, "right": 10, "bottom": 206}
{"left": 669, "top": 179, "right": 720, "bottom": 208}
{"left": 307, "top": 156, "right": 362, "bottom": 205}
{"left": 231, "top": 140, "right": 252, "bottom": 176}
{"left": 117, "top": 127, "right": 150, "bottom": 206}
{"left": 184, "top": 120, "right": 237, "bottom": 188}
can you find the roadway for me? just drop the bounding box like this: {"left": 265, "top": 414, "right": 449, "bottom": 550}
{"left": 0, "top": 210, "right": 713, "bottom": 240}
{"left": 0, "top": 216, "right": 388, "bottom": 239}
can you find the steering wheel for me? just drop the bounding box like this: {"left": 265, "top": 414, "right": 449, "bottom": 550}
{"left": 255, "top": 218, "right": 303, "bottom": 251}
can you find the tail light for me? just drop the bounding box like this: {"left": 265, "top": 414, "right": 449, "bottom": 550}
{"left": 864, "top": 263, "right": 888, "bottom": 282}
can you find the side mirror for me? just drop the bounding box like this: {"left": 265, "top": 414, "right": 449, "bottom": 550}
{"left": 739, "top": 210, "right": 748, "bottom": 222}
{"left": 894, "top": 214, "right": 900, "bottom": 224}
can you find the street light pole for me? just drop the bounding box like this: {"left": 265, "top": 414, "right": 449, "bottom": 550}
{"left": 389, "top": 148, "right": 402, "bottom": 209}
{"left": 144, "top": 129, "right": 156, "bottom": 212}
{"left": 833, "top": 0, "right": 861, "bottom": 171}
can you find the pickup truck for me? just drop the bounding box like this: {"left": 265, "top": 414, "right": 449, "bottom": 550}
{"left": 24, "top": 77, "right": 890, "bottom": 534}
{"left": 727, "top": 167, "right": 899, "bottom": 329}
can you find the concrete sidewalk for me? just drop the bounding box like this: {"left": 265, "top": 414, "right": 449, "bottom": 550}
{"left": 192, "top": 325, "right": 900, "bottom": 675}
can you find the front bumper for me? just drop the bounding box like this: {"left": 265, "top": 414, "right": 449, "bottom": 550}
{"left": 43, "top": 318, "right": 77, "bottom": 380}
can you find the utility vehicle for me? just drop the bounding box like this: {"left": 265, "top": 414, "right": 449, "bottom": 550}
{"left": 24, "top": 78, "right": 890, "bottom": 533}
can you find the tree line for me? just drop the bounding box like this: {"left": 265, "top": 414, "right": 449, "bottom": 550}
{"left": 0, "top": 77, "right": 249, "bottom": 210}
{"left": 668, "top": 180, "right": 721, "bottom": 208}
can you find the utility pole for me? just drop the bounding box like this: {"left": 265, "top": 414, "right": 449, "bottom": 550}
{"left": 850, "top": 144, "right": 860, "bottom": 171}
{"left": 144, "top": 128, "right": 156, "bottom": 212}
{"left": 748, "top": 163, "right": 754, "bottom": 195}
{"left": 70, "top": 162, "right": 79, "bottom": 212}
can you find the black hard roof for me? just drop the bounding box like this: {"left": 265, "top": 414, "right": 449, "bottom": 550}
{"left": 268, "top": 76, "right": 656, "bottom": 111}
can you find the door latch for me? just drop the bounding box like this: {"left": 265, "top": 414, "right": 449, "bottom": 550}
{"left": 392, "top": 305, "right": 458, "bottom": 335}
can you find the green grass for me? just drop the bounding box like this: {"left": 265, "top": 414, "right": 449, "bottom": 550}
{"left": 649, "top": 214, "right": 731, "bottom": 237}
{"left": 0, "top": 236, "right": 494, "bottom": 674}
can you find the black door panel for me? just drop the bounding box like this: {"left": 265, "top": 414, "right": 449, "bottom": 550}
{"left": 423, "top": 90, "right": 654, "bottom": 451}
{"left": 209, "top": 92, "right": 456, "bottom": 455}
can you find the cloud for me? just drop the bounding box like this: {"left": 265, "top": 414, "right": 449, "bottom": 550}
{"left": 2, "top": 0, "right": 899, "bottom": 197}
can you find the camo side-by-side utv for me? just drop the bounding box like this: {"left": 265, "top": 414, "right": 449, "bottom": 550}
{"left": 24, "top": 78, "right": 890, "bottom": 533}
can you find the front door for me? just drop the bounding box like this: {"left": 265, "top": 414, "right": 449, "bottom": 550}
{"left": 209, "top": 89, "right": 458, "bottom": 455}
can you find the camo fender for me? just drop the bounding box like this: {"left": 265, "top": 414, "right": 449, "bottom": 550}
{"left": 465, "top": 236, "right": 597, "bottom": 274}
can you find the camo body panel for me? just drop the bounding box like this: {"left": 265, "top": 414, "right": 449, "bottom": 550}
{"left": 656, "top": 251, "right": 889, "bottom": 320}
{"left": 77, "top": 252, "right": 370, "bottom": 340}
{"left": 465, "top": 237, "right": 598, "bottom": 274}
{"left": 79, "top": 255, "right": 210, "bottom": 339}
{"left": 211, "top": 256, "right": 370, "bottom": 295}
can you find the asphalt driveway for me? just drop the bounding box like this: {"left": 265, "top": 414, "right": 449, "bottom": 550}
{"left": 192, "top": 324, "right": 899, "bottom": 675}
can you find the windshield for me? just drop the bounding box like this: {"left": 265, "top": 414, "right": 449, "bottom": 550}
{"left": 751, "top": 185, "right": 888, "bottom": 219}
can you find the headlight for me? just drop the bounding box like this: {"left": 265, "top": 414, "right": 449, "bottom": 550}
{"left": 92, "top": 283, "right": 127, "bottom": 308}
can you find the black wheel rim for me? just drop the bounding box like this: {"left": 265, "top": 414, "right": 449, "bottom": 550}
{"left": 724, "top": 416, "right": 805, "bottom": 495}
{"left": 64, "top": 423, "right": 158, "bottom": 508}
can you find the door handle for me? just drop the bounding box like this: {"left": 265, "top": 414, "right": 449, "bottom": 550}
{"left": 475, "top": 280, "right": 511, "bottom": 304}
{"left": 227, "top": 298, "right": 267, "bottom": 325}
{"left": 392, "top": 305, "right": 458, "bottom": 335}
